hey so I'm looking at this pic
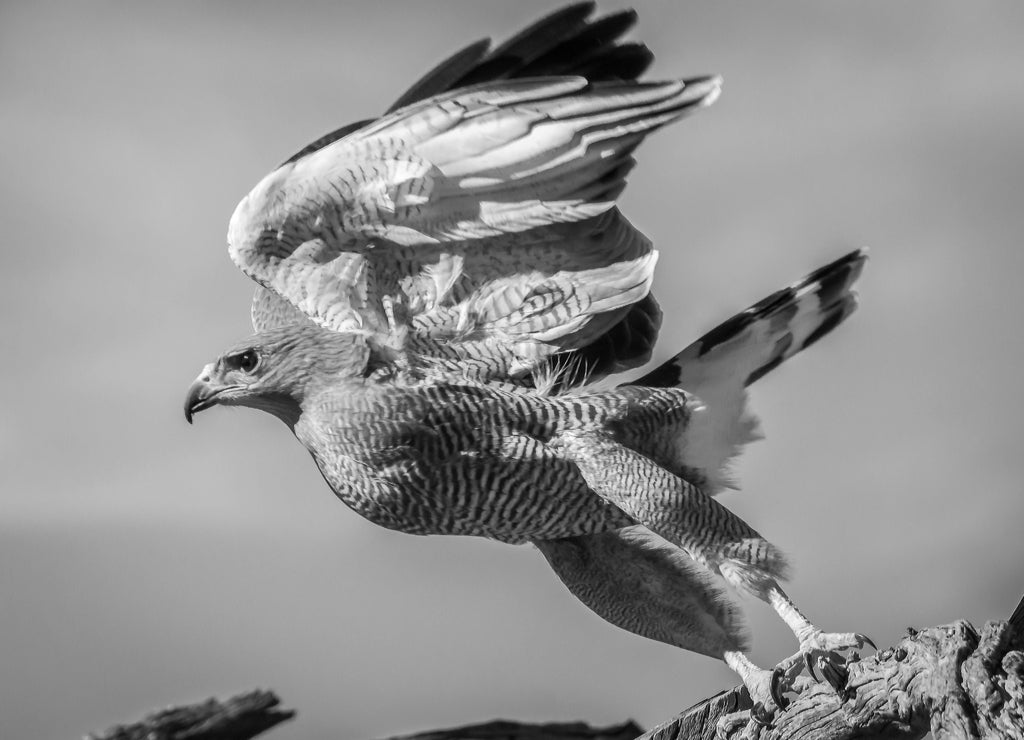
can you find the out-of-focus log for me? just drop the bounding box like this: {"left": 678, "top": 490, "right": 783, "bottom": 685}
{"left": 86, "top": 689, "right": 294, "bottom": 740}
{"left": 85, "top": 600, "right": 1024, "bottom": 740}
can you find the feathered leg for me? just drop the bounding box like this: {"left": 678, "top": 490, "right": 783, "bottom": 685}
{"left": 767, "top": 586, "right": 875, "bottom": 691}
{"left": 534, "top": 526, "right": 748, "bottom": 659}
{"left": 534, "top": 527, "right": 784, "bottom": 729}
{"left": 555, "top": 430, "right": 872, "bottom": 723}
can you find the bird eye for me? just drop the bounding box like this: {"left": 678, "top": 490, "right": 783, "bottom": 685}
{"left": 231, "top": 349, "right": 260, "bottom": 374}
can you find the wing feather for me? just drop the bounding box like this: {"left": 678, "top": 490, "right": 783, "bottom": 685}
{"left": 231, "top": 76, "right": 719, "bottom": 377}
{"left": 452, "top": 2, "right": 597, "bottom": 88}
{"left": 242, "top": 7, "right": 720, "bottom": 382}
{"left": 519, "top": 9, "right": 641, "bottom": 78}
{"left": 386, "top": 39, "right": 492, "bottom": 115}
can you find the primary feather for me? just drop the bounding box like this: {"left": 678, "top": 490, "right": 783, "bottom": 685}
{"left": 188, "top": 4, "right": 870, "bottom": 714}
{"left": 244, "top": 3, "right": 713, "bottom": 384}
{"left": 229, "top": 75, "right": 719, "bottom": 380}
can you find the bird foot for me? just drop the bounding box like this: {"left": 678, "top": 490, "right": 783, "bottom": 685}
{"left": 716, "top": 708, "right": 767, "bottom": 740}
{"left": 797, "top": 630, "right": 875, "bottom": 694}
{"left": 715, "top": 653, "right": 840, "bottom": 738}
{"left": 715, "top": 664, "right": 790, "bottom": 739}
{"left": 716, "top": 686, "right": 797, "bottom": 740}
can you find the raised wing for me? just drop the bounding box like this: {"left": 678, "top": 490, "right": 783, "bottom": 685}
{"left": 235, "top": 6, "right": 720, "bottom": 382}
{"left": 284, "top": 3, "right": 652, "bottom": 168}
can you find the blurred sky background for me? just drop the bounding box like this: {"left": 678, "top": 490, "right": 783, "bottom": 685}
{"left": 2, "top": 2, "right": 1024, "bottom": 738}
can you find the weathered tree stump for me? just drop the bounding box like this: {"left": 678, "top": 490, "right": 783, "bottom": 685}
{"left": 642, "top": 617, "right": 1024, "bottom": 740}
{"left": 86, "top": 609, "right": 1024, "bottom": 740}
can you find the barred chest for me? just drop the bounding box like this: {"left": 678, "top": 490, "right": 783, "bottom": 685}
{"left": 294, "top": 381, "right": 632, "bottom": 542}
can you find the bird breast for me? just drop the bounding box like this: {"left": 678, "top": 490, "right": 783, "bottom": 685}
{"left": 295, "top": 381, "right": 691, "bottom": 542}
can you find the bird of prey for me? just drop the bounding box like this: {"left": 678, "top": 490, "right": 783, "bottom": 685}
{"left": 185, "top": 3, "right": 871, "bottom": 729}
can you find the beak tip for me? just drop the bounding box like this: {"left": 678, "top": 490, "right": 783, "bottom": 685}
{"left": 184, "top": 377, "right": 215, "bottom": 425}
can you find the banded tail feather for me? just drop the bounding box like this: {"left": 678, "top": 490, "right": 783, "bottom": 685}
{"left": 636, "top": 249, "right": 866, "bottom": 392}
{"left": 632, "top": 249, "right": 867, "bottom": 494}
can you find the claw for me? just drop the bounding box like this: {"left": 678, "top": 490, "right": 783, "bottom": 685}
{"left": 818, "top": 655, "right": 849, "bottom": 693}
{"left": 750, "top": 701, "right": 773, "bottom": 727}
{"left": 804, "top": 651, "right": 818, "bottom": 681}
{"left": 769, "top": 666, "right": 791, "bottom": 711}
{"left": 857, "top": 633, "right": 877, "bottom": 651}
{"left": 716, "top": 712, "right": 751, "bottom": 740}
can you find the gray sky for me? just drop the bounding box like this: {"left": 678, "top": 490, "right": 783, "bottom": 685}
{"left": 2, "top": 2, "right": 1023, "bottom": 739}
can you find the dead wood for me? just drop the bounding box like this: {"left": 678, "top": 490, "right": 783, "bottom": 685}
{"left": 85, "top": 689, "right": 294, "bottom": 740}
{"left": 643, "top": 616, "right": 1024, "bottom": 740}
{"left": 85, "top": 606, "right": 1024, "bottom": 740}
{"left": 380, "top": 719, "right": 645, "bottom": 740}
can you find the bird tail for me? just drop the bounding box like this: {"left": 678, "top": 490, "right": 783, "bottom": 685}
{"left": 630, "top": 249, "right": 867, "bottom": 493}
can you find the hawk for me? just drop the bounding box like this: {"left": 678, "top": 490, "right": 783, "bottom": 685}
{"left": 185, "top": 3, "right": 871, "bottom": 728}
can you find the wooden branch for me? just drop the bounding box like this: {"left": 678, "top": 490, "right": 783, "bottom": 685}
{"left": 642, "top": 618, "right": 1024, "bottom": 740}
{"left": 85, "top": 612, "right": 1024, "bottom": 740}
{"left": 380, "top": 719, "right": 645, "bottom": 740}
{"left": 637, "top": 687, "right": 747, "bottom": 740}
{"left": 86, "top": 689, "right": 295, "bottom": 740}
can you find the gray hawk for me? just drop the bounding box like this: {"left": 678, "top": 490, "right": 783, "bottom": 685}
{"left": 185, "top": 3, "right": 872, "bottom": 729}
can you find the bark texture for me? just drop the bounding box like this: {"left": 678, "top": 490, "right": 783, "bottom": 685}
{"left": 85, "top": 614, "right": 1024, "bottom": 740}
{"left": 644, "top": 618, "right": 1024, "bottom": 740}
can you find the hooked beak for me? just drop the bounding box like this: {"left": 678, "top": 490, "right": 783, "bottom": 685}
{"left": 184, "top": 365, "right": 221, "bottom": 424}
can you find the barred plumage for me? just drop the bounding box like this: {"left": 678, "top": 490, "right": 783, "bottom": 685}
{"left": 186, "top": 4, "right": 873, "bottom": 729}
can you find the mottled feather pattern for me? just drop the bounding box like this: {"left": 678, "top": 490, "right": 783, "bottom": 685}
{"left": 257, "top": 247, "right": 866, "bottom": 556}
{"left": 299, "top": 378, "right": 716, "bottom": 543}
{"left": 631, "top": 249, "right": 867, "bottom": 494}
{"left": 638, "top": 249, "right": 866, "bottom": 390}
{"left": 535, "top": 526, "right": 748, "bottom": 657}
{"left": 192, "top": 4, "right": 872, "bottom": 683}
{"left": 555, "top": 428, "right": 789, "bottom": 595}
{"left": 256, "top": 2, "right": 673, "bottom": 379}
{"left": 230, "top": 75, "right": 719, "bottom": 380}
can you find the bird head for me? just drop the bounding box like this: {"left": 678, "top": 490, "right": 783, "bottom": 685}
{"left": 184, "top": 322, "right": 370, "bottom": 427}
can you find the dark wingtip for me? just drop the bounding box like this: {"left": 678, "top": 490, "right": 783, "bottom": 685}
{"left": 386, "top": 37, "right": 492, "bottom": 114}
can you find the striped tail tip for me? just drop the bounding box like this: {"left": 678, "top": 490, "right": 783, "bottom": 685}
{"left": 635, "top": 248, "right": 868, "bottom": 391}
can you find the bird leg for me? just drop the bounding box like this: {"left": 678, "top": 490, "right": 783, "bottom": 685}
{"left": 767, "top": 585, "right": 875, "bottom": 694}
{"left": 716, "top": 650, "right": 815, "bottom": 739}
{"left": 533, "top": 529, "right": 800, "bottom": 738}
{"left": 551, "top": 433, "right": 873, "bottom": 714}
{"left": 715, "top": 584, "right": 874, "bottom": 738}
{"left": 725, "top": 650, "right": 787, "bottom": 714}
